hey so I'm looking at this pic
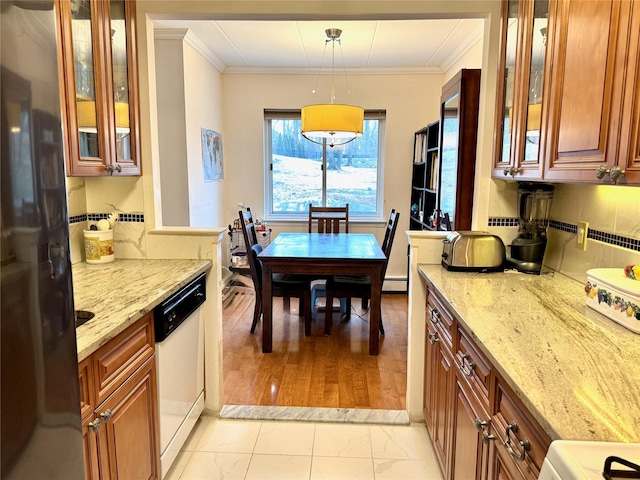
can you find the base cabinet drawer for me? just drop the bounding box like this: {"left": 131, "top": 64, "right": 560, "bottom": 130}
{"left": 489, "top": 374, "right": 551, "bottom": 479}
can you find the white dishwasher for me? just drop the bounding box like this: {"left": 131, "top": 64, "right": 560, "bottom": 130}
{"left": 538, "top": 440, "right": 640, "bottom": 480}
{"left": 154, "top": 273, "right": 206, "bottom": 479}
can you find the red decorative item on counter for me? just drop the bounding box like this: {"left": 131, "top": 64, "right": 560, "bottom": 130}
{"left": 624, "top": 264, "right": 639, "bottom": 280}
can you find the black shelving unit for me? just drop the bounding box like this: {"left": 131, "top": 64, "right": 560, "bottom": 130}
{"left": 409, "top": 120, "right": 440, "bottom": 230}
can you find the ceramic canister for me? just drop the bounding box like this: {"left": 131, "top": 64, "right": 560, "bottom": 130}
{"left": 84, "top": 229, "right": 115, "bottom": 264}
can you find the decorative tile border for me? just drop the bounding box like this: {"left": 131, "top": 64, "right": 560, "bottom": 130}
{"left": 69, "top": 213, "right": 145, "bottom": 224}
{"left": 487, "top": 217, "right": 519, "bottom": 227}
{"left": 488, "top": 217, "right": 639, "bottom": 252}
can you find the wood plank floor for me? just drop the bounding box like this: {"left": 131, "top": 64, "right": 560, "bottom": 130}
{"left": 222, "top": 282, "right": 408, "bottom": 410}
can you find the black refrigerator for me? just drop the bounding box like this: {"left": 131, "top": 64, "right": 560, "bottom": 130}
{"left": 1, "top": 1, "right": 85, "bottom": 478}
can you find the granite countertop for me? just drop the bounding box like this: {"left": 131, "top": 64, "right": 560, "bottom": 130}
{"left": 73, "top": 259, "right": 211, "bottom": 361}
{"left": 418, "top": 265, "right": 640, "bottom": 443}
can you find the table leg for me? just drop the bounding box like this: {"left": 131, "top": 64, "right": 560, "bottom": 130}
{"left": 262, "top": 265, "right": 273, "bottom": 353}
{"left": 369, "top": 266, "right": 381, "bottom": 355}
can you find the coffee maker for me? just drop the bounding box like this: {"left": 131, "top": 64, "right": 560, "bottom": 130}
{"left": 507, "top": 182, "right": 555, "bottom": 274}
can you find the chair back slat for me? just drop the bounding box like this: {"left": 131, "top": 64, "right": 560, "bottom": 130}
{"left": 308, "top": 204, "right": 349, "bottom": 233}
{"left": 239, "top": 207, "right": 259, "bottom": 249}
{"left": 381, "top": 209, "right": 400, "bottom": 279}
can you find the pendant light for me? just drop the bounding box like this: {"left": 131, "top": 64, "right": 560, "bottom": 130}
{"left": 301, "top": 28, "right": 364, "bottom": 148}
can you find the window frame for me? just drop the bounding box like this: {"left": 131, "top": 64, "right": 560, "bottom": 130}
{"left": 263, "top": 109, "right": 386, "bottom": 223}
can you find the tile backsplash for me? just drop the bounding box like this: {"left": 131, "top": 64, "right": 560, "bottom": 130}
{"left": 66, "top": 176, "right": 147, "bottom": 264}
{"left": 488, "top": 182, "right": 640, "bottom": 283}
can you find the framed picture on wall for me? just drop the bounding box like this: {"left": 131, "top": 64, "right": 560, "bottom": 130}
{"left": 201, "top": 128, "right": 224, "bottom": 181}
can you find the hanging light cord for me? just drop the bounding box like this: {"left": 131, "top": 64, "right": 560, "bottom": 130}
{"left": 310, "top": 30, "right": 352, "bottom": 105}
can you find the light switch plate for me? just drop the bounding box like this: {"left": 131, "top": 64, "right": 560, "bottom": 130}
{"left": 576, "top": 221, "right": 589, "bottom": 251}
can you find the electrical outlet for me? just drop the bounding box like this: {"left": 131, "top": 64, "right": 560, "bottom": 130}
{"left": 576, "top": 221, "right": 589, "bottom": 251}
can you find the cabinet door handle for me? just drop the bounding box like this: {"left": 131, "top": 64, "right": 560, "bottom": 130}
{"left": 595, "top": 165, "right": 625, "bottom": 183}
{"left": 458, "top": 353, "right": 476, "bottom": 377}
{"left": 88, "top": 418, "right": 101, "bottom": 432}
{"left": 428, "top": 332, "right": 440, "bottom": 344}
{"left": 474, "top": 417, "right": 487, "bottom": 431}
{"left": 609, "top": 166, "right": 626, "bottom": 183}
{"left": 482, "top": 431, "right": 496, "bottom": 444}
{"left": 430, "top": 308, "right": 441, "bottom": 325}
{"left": 503, "top": 421, "right": 530, "bottom": 462}
{"left": 100, "top": 409, "right": 113, "bottom": 422}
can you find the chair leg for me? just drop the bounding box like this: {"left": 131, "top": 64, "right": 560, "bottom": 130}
{"left": 283, "top": 296, "right": 290, "bottom": 312}
{"left": 361, "top": 298, "right": 368, "bottom": 310}
{"left": 303, "top": 294, "right": 311, "bottom": 336}
{"left": 250, "top": 292, "right": 262, "bottom": 334}
{"left": 324, "top": 292, "right": 333, "bottom": 335}
{"left": 379, "top": 315, "right": 385, "bottom": 335}
{"left": 344, "top": 298, "right": 352, "bottom": 320}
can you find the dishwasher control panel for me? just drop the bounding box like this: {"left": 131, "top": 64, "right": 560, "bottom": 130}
{"left": 154, "top": 273, "right": 206, "bottom": 342}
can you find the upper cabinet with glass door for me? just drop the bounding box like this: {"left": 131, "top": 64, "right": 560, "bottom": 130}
{"left": 493, "top": 0, "right": 548, "bottom": 180}
{"left": 57, "top": 0, "right": 140, "bottom": 176}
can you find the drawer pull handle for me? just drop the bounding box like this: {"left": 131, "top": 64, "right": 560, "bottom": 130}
{"left": 458, "top": 354, "right": 476, "bottom": 377}
{"left": 100, "top": 409, "right": 113, "bottom": 422}
{"left": 428, "top": 332, "right": 440, "bottom": 344}
{"left": 88, "top": 418, "right": 101, "bottom": 432}
{"left": 503, "top": 422, "right": 530, "bottom": 462}
{"left": 430, "top": 309, "right": 441, "bottom": 325}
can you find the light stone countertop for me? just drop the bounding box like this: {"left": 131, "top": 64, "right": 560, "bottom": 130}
{"left": 418, "top": 265, "right": 640, "bottom": 443}
{"left": 73, "top": 259, "right": 211, "bottom": 361}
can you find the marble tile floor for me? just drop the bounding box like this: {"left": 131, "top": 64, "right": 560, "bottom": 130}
{"left": 165, "top": 413, "right": 443, "bottom": 480}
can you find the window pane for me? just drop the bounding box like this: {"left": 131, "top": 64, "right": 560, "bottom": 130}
{"left": 268, "top": 115, "right": 381, "bottom": 216}
{"left": 326, "top": 119, "right": 379, "bottom": 214}
{"left": 271, "top": 119, "right": 323, "bottom": 213}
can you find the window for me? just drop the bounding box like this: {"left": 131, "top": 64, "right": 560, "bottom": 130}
{"left": 264, "top": 109, "right": 385, "bottom": 220}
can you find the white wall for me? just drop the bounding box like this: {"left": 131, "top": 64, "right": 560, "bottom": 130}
{"left": 183, "top": 41, "right": 226, "bottom": 227}
{"left": 155, "top": 32, "right": 226, "bottom": 228}
{"left": 155, "top": 36, "right": 190, "bottom": 226}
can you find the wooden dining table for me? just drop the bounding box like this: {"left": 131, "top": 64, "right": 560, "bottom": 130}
{"left": 257, "top": 232, "right": 387, "bottom": 355}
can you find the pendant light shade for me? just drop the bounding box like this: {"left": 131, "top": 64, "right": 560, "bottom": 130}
{"left": 301, "top": 29, "right": 364, "bottom": 148}
{"left": 301, "top": 104, "right": 364, "bottom": 143}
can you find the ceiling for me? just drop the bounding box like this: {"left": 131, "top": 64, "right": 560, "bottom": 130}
{"left": 152, "top": 19, "right": 485, "bottom": 74}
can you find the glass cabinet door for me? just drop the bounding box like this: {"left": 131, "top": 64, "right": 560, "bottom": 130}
{"left": 494, "top": 0, "right": 548, "bottom": 179}
{"left": 496, "top": 0, "right": 520, "bottom": 170}
{"left": 58, "top": 0, "right": 140, "bottom": 176}
{"left": 70, "top": 0, "right": 102, "bottom": 159}
{"left": 109, "top": 0, "right": 132, "bottom": 162}
{"left": 523, "top": 0, "right": 548, "bottom": 162}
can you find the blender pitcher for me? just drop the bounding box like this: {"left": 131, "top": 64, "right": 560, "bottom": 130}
{"left": 509, "top": 182, "right": 554, "bottom": 272}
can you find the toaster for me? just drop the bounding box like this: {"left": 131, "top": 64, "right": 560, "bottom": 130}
{"left": 441, "top": 231, "right": 506, "bottom": 271}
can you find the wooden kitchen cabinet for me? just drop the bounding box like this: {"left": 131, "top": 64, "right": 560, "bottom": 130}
{"left": 541, "top": 0, "right": 635, "bottom": 184}
{"left": 493, "top": 0, "right": 548, "bottom": 181}
{"left": 423, "top": 291, "right": 454, "bottom": 476}
{"left": 57, "top": 0, "right": 141, "bottom": 176}
{"left": 487, "top": 373, "right": 551, "bottom": 480}
{"left": 79, "top": 314, "right": 160, "bottom": 479}
{"left": 423, "top": 288, "right": 550, "bottom": 480}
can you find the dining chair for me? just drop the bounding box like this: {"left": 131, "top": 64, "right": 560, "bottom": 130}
{"left": 308, "top": 203, "right": 349, "bottom": 233}
{"left": 323, "top": 209, "right": 400, "bottom": 336}
{"left": 308, "top": 203, "right": 349, "bottom": 314}
{"left": 247, "top": 244, "right": 312, "bottom": 336}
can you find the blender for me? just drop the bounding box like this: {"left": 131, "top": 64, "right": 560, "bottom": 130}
{"left": 507, "top": 182, "right": 555, "bottom": 273}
